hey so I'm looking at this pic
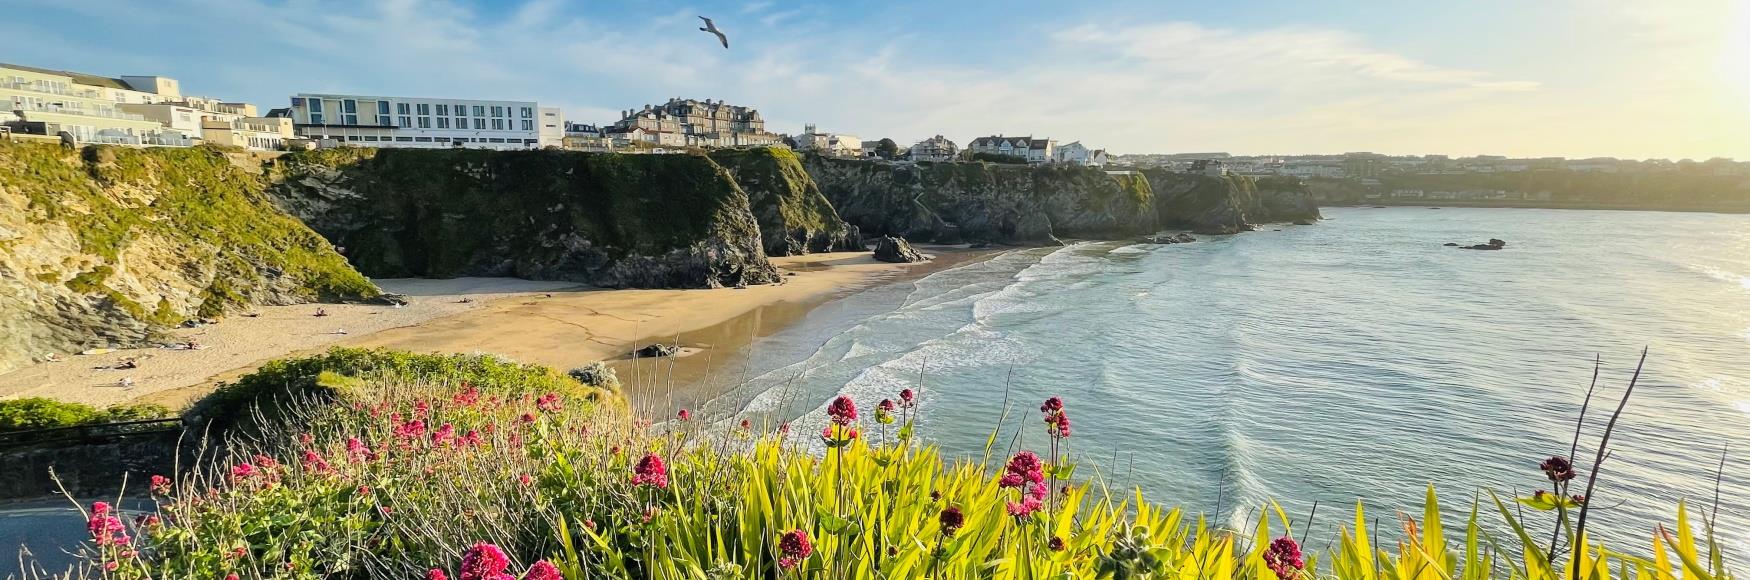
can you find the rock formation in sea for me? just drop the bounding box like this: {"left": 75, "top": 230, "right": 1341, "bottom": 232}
{"left": 0, "top": 142, "right": 378, "bottom": 374}
{"left": 706, "top": 147, "right": 863, "bottom": 256}
{"left": 803, "top": 156, "right": 1159, "bottom": 244}
{"left": 267, "top": 147, "right": 780, "bottom": 289}
{"left": 872, "top": 236, "right": 925, "bottom": 263}
{"left": 1141, "top": 170, "right": 1322, "bottom": 234}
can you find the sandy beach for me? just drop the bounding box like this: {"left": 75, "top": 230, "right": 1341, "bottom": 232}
{"left": 0, "top": 248, "right": 992, "bottom": 410}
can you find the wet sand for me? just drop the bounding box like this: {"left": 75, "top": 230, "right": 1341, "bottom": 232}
{"left": 0, "top": 247, "right": 994, "bottom": 410}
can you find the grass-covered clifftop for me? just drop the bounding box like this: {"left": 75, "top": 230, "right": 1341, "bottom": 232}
{"left": 270, "top": 148, "right": 778, "bottom": 288}
{"left": 806, "top": 157, "right": 1157, "bottom": 243}
{"left": 0, "top": 142, "right": 377, "bottom": 374}
{"left": 708, "top": 147, "right": 862, "bottom": 255}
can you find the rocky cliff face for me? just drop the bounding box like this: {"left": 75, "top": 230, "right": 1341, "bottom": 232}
{"left": 1143, "top": 170, "right": 1322, "bottom": 234}
{"left": 0, "top": 143, "right": 377, "bottom": 374}
{"left": 706, "top": 148, "right": 862, "bottom": 255}
{"left": 804, "top": 157, "right": 1157, "bottom": 243}
{"left": 268, "top": 148, "right": 779, "bottom": 288}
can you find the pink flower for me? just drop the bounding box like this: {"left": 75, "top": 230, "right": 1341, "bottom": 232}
{"left": 519, "top": 473, "right": 533, "bottom": 486}
{"left": 520, "top": 412, "right": 537, "bottom": 424}
{"left": 415, "top": 400, "right": 431, "bottom": 417}
{"left": 899, "top": 388, "right": 916, "bottom": 407}
{"left": 302, "top": 450, "right": 332, "bottom": 474}
{"left": 522, "top": 560, "right": 562, "bottom": 580}
{"left": 778, "top": 529, "right": 812, "bottom": 569}
{"left": 677, "top": 408, "right": 691, "bottom": 421}
{"left": 1263, "top": 535, "right": 1306, "bottom": 580}
{"left": 86, "top": 502, "right": 128, "bottom": 546}
{"left": 432, "top": 423, "right": 457, "bottom": 447}
{"left": 428, "top": 569, "right": 450, "bottom": 580}
{"left": 230, "top": 463, "right": 256, "bottom": 481}
{"left": 999, "top": 451, "right": 1048, "bottom": 517}
{"left": 739, "top": 419, "right": 751, "bottom": 431}
{"left": 346, "top": 437, "right": 376, "bottom": 462}
{"left": 826, "top": 395, "right": 858, "bottom": 425}
{"left": 1042, "top": 397, "right": 1071, "bottom": 439}
{"left": 876, "top": 399, "right": 896, "bottom": 424}
{"left": 632, "top": 453, "right": 669, "bottom": 489}
{"left": 462, "top": 429, "right": 483, "bottom": 446}
{"left": 536, "top": 393, "right": 563, "bottom": 412}
{"left": 460, "top": 542, "right": 513, "bottom": 580}
{"left": 453, "top": 385, "right": 481, "bottom": 407}
{"left": 149, "top": 474, "right": 170, "bottom": 495}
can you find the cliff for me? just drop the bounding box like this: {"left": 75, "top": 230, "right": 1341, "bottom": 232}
{"left": 0, "top": 142, "right": 377, "bottom": 374}
{"left": 706, "top": 148, "right": 862, "bottom": 255}
{"left": 268, "top": 148, "right": 778, "bottom": 288}
{"left": 1143, "top": 170, "right": 1321, "bottom": 234}
{"left": 804, "top": 157, "right": 1157, "bottom": 243}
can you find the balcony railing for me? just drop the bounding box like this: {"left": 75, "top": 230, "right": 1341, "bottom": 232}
{"left": 13, "top": 101, "right": 150, "bottom": 122}
{"left": 0, "top": 80, "right": 105, "bottom": 99}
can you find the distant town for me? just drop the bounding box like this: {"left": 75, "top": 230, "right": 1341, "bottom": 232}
{"left": 6, "top": 60, "right": 1748, "bottom": 209}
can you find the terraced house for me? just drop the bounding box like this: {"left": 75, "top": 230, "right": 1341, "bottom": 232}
{"left": 286, "top": 93, "right": 563, "bottom": 150}
{"left": 0, "top": 63, "right": 289, "bottom": 150}
{"left": 968, "top": 135, "right": 1056, "bottom": 164}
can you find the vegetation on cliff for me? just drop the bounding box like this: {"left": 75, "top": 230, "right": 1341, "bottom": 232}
{"left": 0, "top": 397, "right": 169, "bottom": 433}
{"left": 1144, "top": 170, "right": 1321, "bottom": 234}
{"left": 707, "top": 147, "right": 861, "bottom": 255}
{"left": 0, "top": 142, "right": 377, "bottom": 374}
{"left": 806, "top": 157, "right": 1158, "bottom": 243}
{"left": 270, "top": 148, "right": 778, "bottom": 288}
{"left": 44, "top": 352, "right": 1727, "bottom": 579}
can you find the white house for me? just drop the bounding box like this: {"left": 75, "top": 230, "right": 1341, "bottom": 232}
{"left": 287, "top": 93, "right": 562, "bottom": 150}
{"left": 793, "top": 124, "right": 862, "bottom": 157}
{"left": 1054, "top": 141, "right": 1109, "bottom": 167}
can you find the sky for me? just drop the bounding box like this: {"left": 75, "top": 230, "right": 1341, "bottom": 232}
{"left": 12, "top": 0, "right": 1750, "bottom": 159}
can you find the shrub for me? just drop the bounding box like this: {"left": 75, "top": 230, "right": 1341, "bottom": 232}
{"left": 968, "top": 152, "right": 1030, "bottom": 164}
{"left": 183, "top": 347, "right": 608, "bottom": 435}
{"left": 566, "top": 361, "right": 619, "bottom": 389}
{"left": 0, "top": 398, "right": 171, "bottom": 433}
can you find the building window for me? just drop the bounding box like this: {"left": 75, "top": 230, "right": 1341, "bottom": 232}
{"left": 492, "top": 119, "right": 504, "bottom": 130}
{"left": 398, "top": 116, "right": 411, "bottom": 128}
{"left": 436, "top": 104, "right": 448, "bottom": 116}
{"left": 363, "top": 136, "right": 379, "bottom": 141}
{"left": 342, "top": 100, "right": 357, "bottom": 114}
{"left": 488, "top": 138, "right": 505, "bottom": 143}
{"left": 377, "top": 101, "right": 390, "bottom": 115}
{"left": 344, "top": 114, "right": 358, "bottom": 124}
{"left": 345, "top": 135, "right": 359, "bottom": 141}
{"left": 521, "top": 107, "right": 533, "bottom": 118}
{"left": 455, "top": 116, "right": 466, "bottom": 127}
{"left": 377, "top": 115, "right": 391, "bottom": 126}
{"left": 490, "top": 106, "right": 504, "bottom": 117}
{"left": 521, "top": 120, "right": 533, "bottom": 131}
{"left": 437, "top": 118, "right": 450, "bottom": 129}
{"left": 524, "top": 138, "right": 537, "bottom": 144}
{"left": 309, "top": 99, "right": 323, "bottom": 112}
{"left": 396, "top": 136, "right": 413, "bottom": 142}
{"left": 472, "top": 105, "right": 484, "bottom": 116}
{"left": 396, "top": 102, "right": 410, "bottom": 114}
{"left": 473, "top": 118, "right": 485, "bottom": 130}
{"left": 415, "top": 137, "right": 433, "bottom": 142}
{"left": 418, "top": 117, "right": 431, "bottom": 128}
{"left": 416, "top": 103, "right": 429, "bottom": 115}
{"left": 310, "top": 113, "right": 325, "bottom": 124}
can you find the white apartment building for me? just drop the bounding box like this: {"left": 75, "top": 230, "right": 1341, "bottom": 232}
{"left": 1054, "top": 141, "right": 1109, "bottom": 166}
{"left": 287, "top": 93, "right": 563, "bottom": 150}
{"left": 2, "top": 63, "right": 291, "bottom": 150}
{"left": 967, "top": 135, "right": 1055, "bottom": 164}
{"left": 793, "top": 124, "right": 861, "bottom": 157}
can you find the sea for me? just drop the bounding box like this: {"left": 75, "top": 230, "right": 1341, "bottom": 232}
{"left": 692, "top": 206, "right": 1750, "bottom": 561}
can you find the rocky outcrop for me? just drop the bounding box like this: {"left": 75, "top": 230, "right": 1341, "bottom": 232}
{"left": 1142, "top": 171, "right": 1322, "bottom": 234}
{"left": 804, "top": 157, "right": 1157, "bottom": 244}
{"left": 872, "top": 236, "right": 925, "bottom": 263}
{"left": 0, "top": 142, "right": 377, "bottom": 375}
{"left": 707, "top": 148, "right": 862, "bottom": 256}
{"left": 268, "top": 148, "right": 779, "bottom": 289}
{"left": 1457, "top": 238, "right": 1507, "bottom": 250}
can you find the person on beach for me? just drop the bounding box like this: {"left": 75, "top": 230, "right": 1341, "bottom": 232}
{"left": 185, "top": 339, "right": 203, "bottom": 350}
{"left": 314, "top": 308, "right": 329, "bottom": 317}
{"left": 116, "top": 358, "right": 138, "bottom": 370}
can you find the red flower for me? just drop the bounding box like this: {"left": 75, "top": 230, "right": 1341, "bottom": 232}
{"left": 1263, "top": 535, "right": 1306, "bottom": 580}
{"left": 149, "top": 474, "right": 171, "bottom": 495}
{"left": 1040, "top": 396, "right": 1063, "bottom": 412}
{"left": 778, "top": 529, "right": 813, "bottom": 569}
{"left": 632, "top": 453, "right": 669, "bottom": 489}
{"left": 677, "top": 408, "right": 691, "bottom": 421}
{"left": 432, "top": 423, "right": 457, "bottom": 447}
{"left": 86, "top": 502, "right": 128, "bottom": 546}
{"left": 302, "top": 450, "right": 332, "bottom": 474}
{"left": 460, "top": 542, "right": 512, "bottom": 580}
{"left": 428, "top": 570, "right": 449, "bottom": 580}
{"left": 453, "top": 385, "right": 481, "bottom": 407}
{"left": 519, "top": 473, "right": 533, "bottom": 486}
{"left": 826, "top": 395, "right": 858, "bottom": 425}
{"left": 230, "top": 463, "right": 256, "bottom": 481}
{"left": 899, "top": 388, "right": 916, "bottom": 407}
{"left": 519, "top": 412, "right": 537, "bottom": 424}
{"left": 999, "top": 451, "right": 1048, "bottom": 517}
{"left": 346, "top": 437, "right": 376, "bottom": 462}
{"left": 536, "top": 393, "right": 563, "bottom": 412}
{"left": 522, "top": 560, "right": 562, "bottom": 580}
{"left": 739, "top": 418, "right": 751, "bottom": 431}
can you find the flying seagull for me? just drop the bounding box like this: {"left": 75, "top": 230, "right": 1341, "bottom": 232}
{"left": 698, "top": 16, "right": 728, "bottom": 49}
